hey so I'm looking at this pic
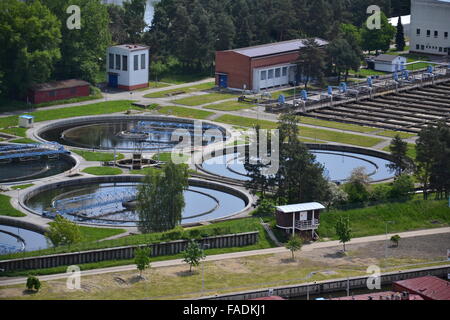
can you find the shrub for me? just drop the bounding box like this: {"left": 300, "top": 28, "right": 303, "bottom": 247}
{"left": 390, "top": 235, "right": 401, "bottom": 247}
{"left": 188, "top": 229, "right": 201, "bottom": 239}
{"left": 26, "top": 275, "right": 41, "bottom": 292}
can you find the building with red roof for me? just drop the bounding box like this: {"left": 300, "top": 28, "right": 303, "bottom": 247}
{"left": 27, "top": 79, "right": 90, "bottom": 104}
{"left": 392, "top": 276, "right": 450, "bottom": 300}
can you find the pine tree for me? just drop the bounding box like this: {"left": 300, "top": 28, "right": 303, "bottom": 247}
{"left": 387, "top": 134, "right": 413, "bottom": 176}
{"left": 395, "top": 16, "right": 406, "bottom": 51}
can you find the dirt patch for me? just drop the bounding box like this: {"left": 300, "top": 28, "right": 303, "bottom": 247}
{"left": 214, "top": 259, "right": 251, "bottom": 274}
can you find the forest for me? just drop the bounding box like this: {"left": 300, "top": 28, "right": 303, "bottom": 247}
{"left": 0, "top": 0, "right": 410, "bottom": 98}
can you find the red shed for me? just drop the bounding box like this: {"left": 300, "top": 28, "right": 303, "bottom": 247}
{"left": 215, "top": 38, "right": 328, "bottom": 92}
{"left": 28, "top": 79, "right": 91, "bottom": 104}
{"left": 393, "top": 276, "right": 450, "bottom": 300}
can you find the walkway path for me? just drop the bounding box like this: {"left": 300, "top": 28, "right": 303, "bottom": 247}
{"left": 1, "top": 227, "right": 448, "bottom": 287}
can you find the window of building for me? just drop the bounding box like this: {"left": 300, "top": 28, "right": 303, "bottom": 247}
{"left": 109, "top": 54, "right": 114, "bottom": 69}
{"left": 122, "top": 56, "right": 128, "bottom": 71}
{"left": 275, "top": 68, "right": 281, "bottom": 78}
{"left": 439, "top": 47, "right": 443, "bottom": 52}
{"left": 261, "top": 70, "right": 267, "bottom": 80}
{"left": 282, "top": 67, "right": 287, "bottom": 77}
{"left": 49, "top": 91, "right": 56, "bottom": 97}
{"left": 134, "top": 55, "right": 139, "bottom": 71}
{"left": 416, "top": 44, "right": 420, "bottom": 50}
{"left": 268, "top": 69, "right": 274, "bottom": 79}
{"left": 444, "top": 48, "right": 448, "bottom": 52}
{"left": 70, "top": 88, "right": 76, "bottom": 94}
{"left": 427, "top": 30, "right": 430, "bottom": 37}
{"left": 141, "top": 54, "right": 146, "bottom": 69}
{"left": 434, "top": 31, "right": 438, "bottom": 38}
{"left": 416, "top": 28, "right": 420, "bottom": 36}
{"left": 445, "top": 32, "right": 448, "bottom": 39}
{"left": 115, "top": 54, "right": 121, "bottom": 70}
{"left": 421, "top": 45, "right": 425, "bottom": 50}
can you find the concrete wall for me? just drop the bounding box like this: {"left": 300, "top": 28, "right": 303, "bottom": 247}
{"left": 0, "top": 232, "right": 259, "bottom": 272}
{"left": 200, "top": 264, "right": 450, "bottom": 300}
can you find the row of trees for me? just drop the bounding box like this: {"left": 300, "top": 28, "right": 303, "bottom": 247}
{"left": 146, "top": 0, "right": 400, "bottom": 74}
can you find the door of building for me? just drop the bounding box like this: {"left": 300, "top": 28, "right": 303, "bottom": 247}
{"left": 219, "top": 74, "right": 228, "bottom": 88}
{"left": 108, "top": 73, "right": 118, "bottom": 88}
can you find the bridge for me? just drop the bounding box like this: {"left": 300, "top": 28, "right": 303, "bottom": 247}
{"left": 49, "top": 189, "right": 137, "bottom": 217}
{"left": 0, "top": 142, "right": 70, "bottom": 161}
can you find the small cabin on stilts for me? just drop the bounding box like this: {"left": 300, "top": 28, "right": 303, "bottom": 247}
{"left": 275, "top": 202, "right": 325, "bottom": 241}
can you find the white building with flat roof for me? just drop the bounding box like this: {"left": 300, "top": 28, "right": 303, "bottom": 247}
{"left": 410, "top": 0, "right": 450, "bottom": 56}
{"left": 107, "top": 44, "right": 149, "bottom": 91}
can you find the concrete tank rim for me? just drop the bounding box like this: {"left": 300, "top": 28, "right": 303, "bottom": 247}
{"left": 18, "top": 175, "right": 253, "bottom": 229}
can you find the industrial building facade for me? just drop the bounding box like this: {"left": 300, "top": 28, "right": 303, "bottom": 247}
{"left": 215, "top": 38, "right": 328, "bottom": 92}
{"left": 410, "top": 0, "right": 450, "bottom": 56}
{"left": 107, "top": 44, "right": 150, "bottom": 91}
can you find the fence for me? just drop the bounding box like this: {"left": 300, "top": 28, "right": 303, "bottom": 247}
{"left": 200, "top": 264, "right": 450, "bottom": 300}
{"left": 0, "top": 232, "right": 258, "bottom": 272}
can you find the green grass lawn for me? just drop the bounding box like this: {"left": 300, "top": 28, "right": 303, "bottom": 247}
{"left": 72, "top": 150, "right": 125, "bottom": 162}
{"left": 9, "top": 138, "right": 38, "bottom": 144}
{"left": 144, "top": 82, "right": 215, "bottom": 98}
{"left": 157, "top": 105, "right": 214, "bottom": 119}
{"left": 299, "top": 116, "right": 377, "bottom": 134}
{"left": 158, "top": 73, "right": 211, "bottom": 85}
{"left": 0, "top": 194, "right": 26, "bottom": 217}
{"left": 318, "top": 199, "right": 450, "bottom": 239}
{"left": 0, "top": 127, "right": 28, "bottom": 138}
{"left": 216, "top": 115, "right": 384, "bottom": 147}
{"left": 203, "top": 101, "right": 256, "bottom": 111}
{"left": 0, "top": 100, "right": 137, "bottom": 132}
{"left": 10, "top": 184, "right": 34, "bottom": 190}
{"left": 77, "top": 226, "right": 127, "bottom": 243}
{"left": 82, "top": 167, "right": 123, "bottom": 176}
{"left": 172, "top": 93, "right": 237, "bottom": 106}
{"left": 152, "top": 152, "right": 190, "bottom": 163}
{"left": 134, "top": 82, "right": 172, "bottom": 91}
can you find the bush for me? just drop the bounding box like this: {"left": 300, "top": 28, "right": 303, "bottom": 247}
{"left": 370, "top": 184, "right": 391, "bottom": 202}
{"left": 390, "top": 175, "right": 414, "bottom": 199}
{"left": 188, "top": 229, "right": 201, "bottom": 239}
{"left": 26, "top": 275, "right": 41, "bottom": 292}
{"left": 390, "top": 235, "right": 401, "bottom": 247}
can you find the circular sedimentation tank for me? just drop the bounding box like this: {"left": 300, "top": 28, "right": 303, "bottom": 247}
{"left": 22, "top": 176, "right": 250, "bottom": 227}
{"left": 0, "top": 225, "right": 48, "bottom": 254}
{"left": 200, "top": 144, "right": 396, "bottom": 183}
{"left": 36, "top": 115, "right": 229, "bottom": 152}
{"left": 0, "top": 143, "right": 77, "bottom": 184}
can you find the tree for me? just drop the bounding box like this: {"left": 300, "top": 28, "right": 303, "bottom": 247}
{"left": 335, "top": 216, "right": 352, "bottom": 252}
{"left": 45, "top": 215, "right": 82, "bottom": 247}
{"left": 295, "top": 38, "right": 326, "bottom": 89}
{"left": 273, "top": 113, "right": 330, "bottom": 204}
{"left": 0, "top": 0, "right": 61, "bottom": 98}
{"left": 387, "top": 134, "right": 414, "bottom": 176}
{"left": 43, "top": 0, "right": 111, "bottom": 84}
{"left": 150, "top": 60, "right": 168, "bottom": 85}
{"left": 395, "top": 16, "right": 406, "bottom": 51}
{"left": 137, "top": 162, "right": 189, "bottom": 233}
{"left": 390, "top": 174, "right": 415, "bottom": 199}
{"left": 343, "top": 167, "right": 372, "bottom": 203}
{"left": 134, "top": 246, "right": 151, "bottom": 278}
{"left": 390, "top": 234, "right": 401, "bottom": 247}
{"left": 285, "top": 236, "right": 303, "bottom": 260}
{"left": 255, "top": 198, "right": 276, "bottom": 219}
{"left": 183, "top": 240, "right": 206, "bottom": 273}
{"left": 123, "top": 0, "right": 148, "bottom": 43}
{"left": 106, "top": 4, "right": 128, "bottom": 44}
{"left": 361, "top": 12, "right": 396, "bottom": 54}
{"left": 327, "top": 37, "right": 361, "bottom": 82}
{"left": 324, "top": 182, "right": 349, "bottom": 209}
{"left": 26, "top": 275, "right": 41, "bottom": 292}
